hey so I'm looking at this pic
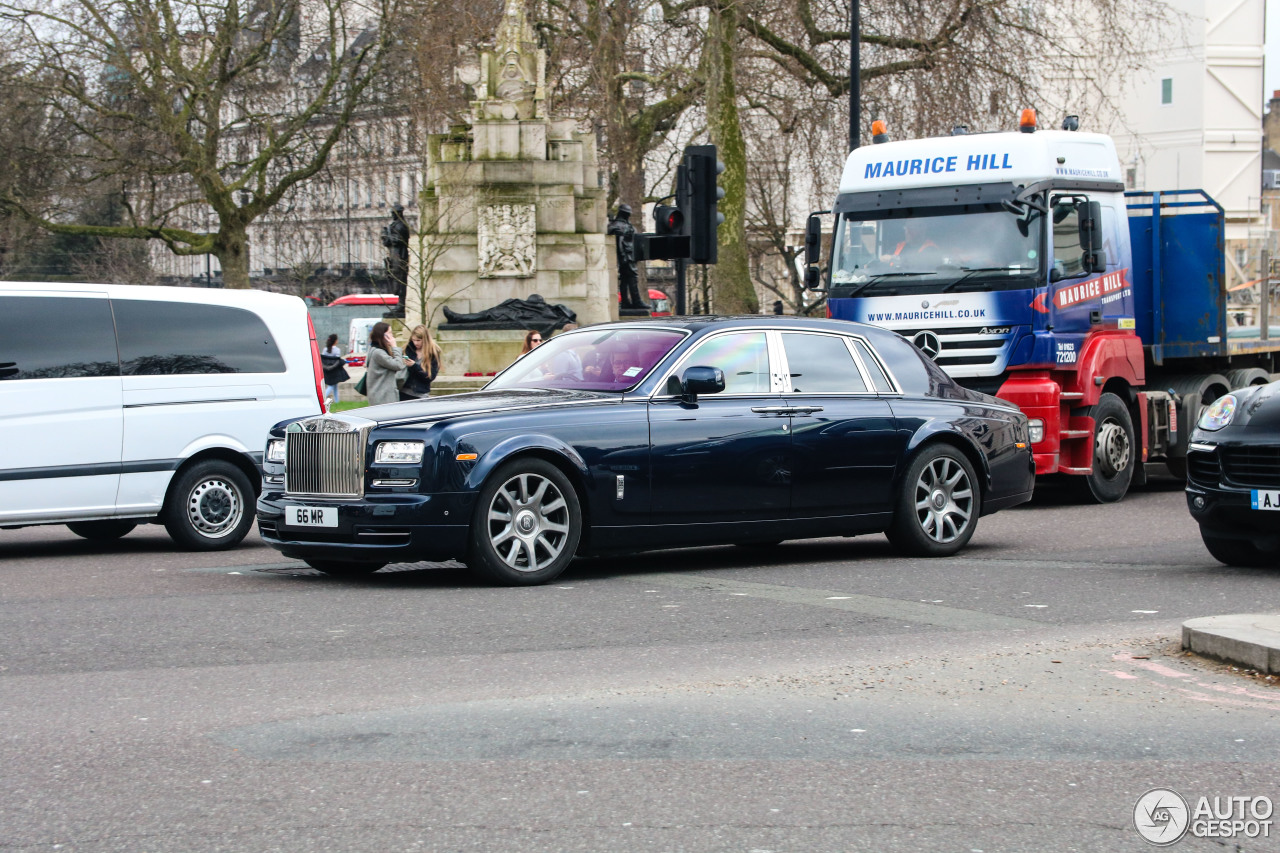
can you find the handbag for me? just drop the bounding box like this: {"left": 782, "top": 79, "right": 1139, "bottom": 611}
{"left": 395, "top": 363, "right": 409, "bottom": 389}
{"left": 354, "top": 373, "right": 367, "bottom": 396}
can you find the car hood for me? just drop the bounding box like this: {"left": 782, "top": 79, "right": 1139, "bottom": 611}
{"left": 354, "top": 388, "right": 619, "bottom": 426}
{"left": 1240, "top": 381, "right": 1280, "bottom": 429}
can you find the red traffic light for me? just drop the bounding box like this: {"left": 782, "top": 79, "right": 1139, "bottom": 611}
{"left": 654, "top": 204, "right": 684, "bottom": 235}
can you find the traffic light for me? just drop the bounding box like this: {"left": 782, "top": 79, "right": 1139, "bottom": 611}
{"left": 653, "top": 204, "right": 684, "bottom": 236}
{"left": 683, "top": 144, "right": 725, "bottom": 264}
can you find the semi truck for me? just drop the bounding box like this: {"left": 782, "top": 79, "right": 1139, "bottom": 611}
{"left": 805, "top": 111, "right": 1278, "bottom": 502}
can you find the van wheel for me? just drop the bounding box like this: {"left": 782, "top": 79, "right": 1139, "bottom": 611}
{"left": 67, "top": 520, "right": 137, "bottom": 541}
{"left": 163, "top": 460, "right": 255, "bottom": 551}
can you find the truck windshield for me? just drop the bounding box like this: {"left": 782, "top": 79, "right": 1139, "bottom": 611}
{"left": 830, "top": 204, "right": 1042, "bottom": 296}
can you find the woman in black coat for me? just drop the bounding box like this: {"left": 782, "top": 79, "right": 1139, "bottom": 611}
{"left": 400, "top": 324, "right": 442, "bottom": 401}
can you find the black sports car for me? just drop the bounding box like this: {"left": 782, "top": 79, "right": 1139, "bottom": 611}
{"left": 1185, "top": 379, "right": 1280, "bottom": 566}
{"left": 257, "top": 317, "right": 1035, "bottom": 585}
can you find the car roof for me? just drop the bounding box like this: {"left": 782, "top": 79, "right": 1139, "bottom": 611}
{"left": 571, "top": 314, "right": 898, "bottom": 340}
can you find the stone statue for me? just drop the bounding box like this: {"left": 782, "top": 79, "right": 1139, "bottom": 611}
{"left": 381, "top": 203, "right": 410, "bottom": 318}
{"left": 607, "top": 204, "right": 647, "bottom": 311}
{"left": 441, "top": 293, "right": 577, "bottom": 336}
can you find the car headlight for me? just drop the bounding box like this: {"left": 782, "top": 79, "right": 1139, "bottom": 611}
{"left": 266, "top": 438, "right": 286, "bottom": 463}
{"left": 375, "top": 441, "right": 425, "bottom": 464}
{"left": 1027, "top": 419, "right": 1045, "bottom": 444}
{"left": 1198, "top": 394, "right": 1237, "bottom": 431}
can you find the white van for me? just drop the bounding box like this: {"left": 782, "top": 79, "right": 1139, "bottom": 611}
{"left": 0, "top": 283, "right": 325, "bottom": 550}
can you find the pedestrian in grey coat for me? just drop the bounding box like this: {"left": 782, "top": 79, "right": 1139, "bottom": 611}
{"left": 364, "top": 321, "right": 409, "bottom": 406}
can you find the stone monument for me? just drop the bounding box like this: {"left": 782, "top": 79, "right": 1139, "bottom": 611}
{"left": 406, "top": 0, "right": 614, "bottom": 379}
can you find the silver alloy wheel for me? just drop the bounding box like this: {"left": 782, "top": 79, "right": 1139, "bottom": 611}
{"left": 486, "top": 472, "right": 571, "bottom": 573}
{"left": 186, "top": 477, "right": 244, "bottom": 539}
{"left": 913, "top": 456, "right": 974, "bottom": 544}
{"left": 1094, "top": 417, "right": 1131, "bottom": 478}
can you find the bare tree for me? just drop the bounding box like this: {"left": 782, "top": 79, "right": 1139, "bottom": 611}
{"left": 0, "top": 0, "right": 401, "bottom": 288}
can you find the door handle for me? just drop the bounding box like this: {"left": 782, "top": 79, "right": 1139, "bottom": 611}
{"left": 750, "top": 406, "right": 792, "bottom": 414}
{"left": 789, "top": 406, "right": 824, "bottom": 415}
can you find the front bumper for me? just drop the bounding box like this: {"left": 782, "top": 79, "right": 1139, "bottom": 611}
{"left": 256, "top": 490, "right": 473, "bottom": 564}
{"left": 1185, "top": 484, "right": 1280, "bottom": 550}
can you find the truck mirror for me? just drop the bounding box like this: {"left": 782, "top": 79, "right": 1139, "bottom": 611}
{"left": 1085, "top": 249, "right": 1107, "bottom": 273}
{"left": 804, "top": 266, "right": 822, "bottom": 290}
{"left": 1077, "top": 200, "right": 1102, "bottom": 256}
{"left": 804, "top": 215, "right": 822, "bottom": 266}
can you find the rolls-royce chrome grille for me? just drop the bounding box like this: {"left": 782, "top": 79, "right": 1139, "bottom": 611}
{"left": 285, "top": 431, "right": 364, "bottom": 498}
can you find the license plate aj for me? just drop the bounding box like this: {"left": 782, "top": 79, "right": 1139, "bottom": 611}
{"left": 285, "top": 505, "right": 338, "bottom": 527}
{"left": 1250, "top": 490, "right": 1280, "bottom": 511}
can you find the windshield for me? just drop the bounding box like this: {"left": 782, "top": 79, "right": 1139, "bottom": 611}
{"left": 830, "top": 204, "right": 1042, "bottom": 296}
{"left": 488, "top": 327, "right": 686, "bottom": 392}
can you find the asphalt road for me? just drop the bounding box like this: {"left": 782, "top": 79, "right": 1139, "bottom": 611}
{"left": 2, "top": 473, "right": 1278, "bottom": 852}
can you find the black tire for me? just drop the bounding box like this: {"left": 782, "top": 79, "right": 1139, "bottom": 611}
{"left": 1070, "top": 392, "right": 1135, "bottom": 503}
{"left": 467, "top": 458, "right": 582, "bottom": 586}
{"left": 1200, "top": 532, "right": 1276, "bottom": 568}
{"left": 66, "top": 520, "right": 137, "bottom": 541}
{"left": 886, "top": 444, "right": 980, "bottom": 557}
{"left": 305, "top": 559, "right": 387, "bottom": 577}
{"left": 162, "top": 459, "right": 256, "bottom": 551}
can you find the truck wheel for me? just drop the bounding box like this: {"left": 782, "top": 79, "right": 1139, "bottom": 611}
{"left": 1200, "top": 532, "right": 1275, "bottom": 568}
{"left": 162, "top": 459, "right": 256, "bottom": 551}
{"left": 66, "top": 520, "right": 138, "bottom": 541}
{"left": 1222, "top": 368, "right": 1271, "bottom": 390}
{"left": 467, "top": 458, "right": 582, "bottom": 586}
{"left": 1073, "top": 392, "right": 1135, "bottom": 503}
{"left": 886, "top": 444, "right": 980, "bottom": 557}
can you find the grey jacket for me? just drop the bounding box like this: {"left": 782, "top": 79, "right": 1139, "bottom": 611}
{"left": 365, "top": 346, "right": 405, "bottom": 406}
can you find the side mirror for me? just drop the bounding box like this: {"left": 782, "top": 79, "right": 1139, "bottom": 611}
{"left": 804, "top": 266, "right": 822, "bottom": 290}
{"left": 680, "top": 366, "right": 725, "bottom": 401}
{"left": 1077, "top": 200, "right": 1105, "bottom": 273}
{"left": 804, "top": 214, "right": 823, "bottom": 266}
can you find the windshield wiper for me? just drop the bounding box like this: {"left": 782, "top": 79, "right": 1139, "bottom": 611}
{"left": 938, "top": 267, "right": 1036, "bottom": 292}
{"left": 838, "top": 271, "right": 932, "bottom": 297}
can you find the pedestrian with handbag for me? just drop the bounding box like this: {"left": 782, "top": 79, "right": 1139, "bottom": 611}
{"left": 361, "top": 322, "right": 411, "bottom": 406}
{"left": 400, "top": 324, "right": 442, "bottom": 402}
{"left": 319, "top": 333, "right": 349, "bottom": 404}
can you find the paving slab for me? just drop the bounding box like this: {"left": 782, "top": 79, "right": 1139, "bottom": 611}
{"left": 1182, "top": 614, "right": 1280, "bottom": 673}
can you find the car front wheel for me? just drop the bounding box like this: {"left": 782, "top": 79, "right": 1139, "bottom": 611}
{"left": 162, "top": 460, "right": 256, "bottom": 551}
{"left": 468, "top": 458, "right": 582, "bottom": 586}
{"left": 887, "top": 445, "right": 980, "bottom": 557}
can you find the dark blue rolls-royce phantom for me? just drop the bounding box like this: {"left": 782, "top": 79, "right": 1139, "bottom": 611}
{"left": 257, "top": 317, "right": 1035, "bottom": 584}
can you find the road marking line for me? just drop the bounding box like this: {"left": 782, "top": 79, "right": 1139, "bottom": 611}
{"left": 620, "top": 573, "right": 1039, "bottom": 630}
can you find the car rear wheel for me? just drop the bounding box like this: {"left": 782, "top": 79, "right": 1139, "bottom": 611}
{"left": 66, "top": 520, "right": 138, "bottom": 541}
{"left": 887, "top": 445, "right": 979, "bottom": 557}
{"left": 1200, "top": 532, "right": 1276, "bottom": 568}
{"left": 304, "top": 559, "right": 387, "bottom": 577}
{"left": 468, "top": 458, "right": 581, "bottom": 586}
{"left": 162, "top": 460, "right": 256, "bottom": 551}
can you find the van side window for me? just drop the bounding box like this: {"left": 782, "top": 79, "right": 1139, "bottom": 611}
{"left": 113, "top": 300, "right": 286, "bottom": 375}
{"left": 0, "top": 296, "right": 119, "bottom": 380}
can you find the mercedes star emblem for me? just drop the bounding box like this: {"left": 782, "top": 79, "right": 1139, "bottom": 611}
{"left": 912, "top": 330, "right": 942, "bottom": 360}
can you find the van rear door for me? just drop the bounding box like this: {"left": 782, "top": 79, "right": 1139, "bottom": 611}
{"left": 0, "top": 292, "right": 123, "bottom": 523}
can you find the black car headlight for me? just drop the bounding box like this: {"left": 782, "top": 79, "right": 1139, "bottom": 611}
{"left": 374, "top": 441, "right": 426, "bottom": 464}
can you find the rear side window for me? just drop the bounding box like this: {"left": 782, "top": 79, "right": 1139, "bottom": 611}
{"left": 113, "top": 299, "right": 285, "bottom": 375}
{"left": 0, "top": 295, "right": 119, "bottom": 380}
{"left": 851, "top": 339, "right": 894, "bottom": 393}
{"left": 781, "top": 333, "right": 868, "bottom": 394}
